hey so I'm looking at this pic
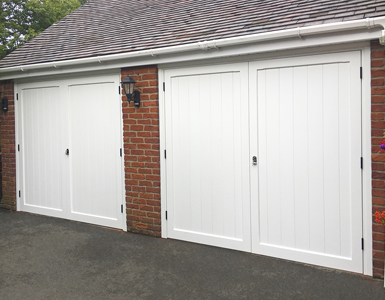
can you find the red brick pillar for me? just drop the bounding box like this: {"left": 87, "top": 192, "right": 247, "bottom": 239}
{"left": 121, "top": 66, "right": 161, "bottom": 237}
{"left": 0, "top": 80, "right": 16, "bottom": 210}
{"left": 371, "top": 40, "right": 385, "bottom": 278}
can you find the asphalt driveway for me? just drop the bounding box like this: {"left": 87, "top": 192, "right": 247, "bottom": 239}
{"left": 0, "top": 209, "right": 384, "bottom": 300}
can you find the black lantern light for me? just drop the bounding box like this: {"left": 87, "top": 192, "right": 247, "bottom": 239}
{"left": 121, "top": 75, "right": 140, "bottom": 107}
{"left": 0, "top": 91, "right": 8, "bottom": 112}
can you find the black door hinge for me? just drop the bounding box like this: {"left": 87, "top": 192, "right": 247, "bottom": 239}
{"left": 118, "top": 86, "right": 121, "bottom": 94}
{"left": 165, "top": 211, "right": 168, "bottom": 220}
{"left": 361, "top": 238, "right": 364, "bottom": 250}
{"left": 360, "top": 157, "right": 363, "bottom": 169}
{"left": 18, "top": 144, "right": 20, "bottom": 151}
{"left": 121, "top": 204, "right": 123, "bottom": 213}
{"left": 120, "top": 148, "right": 122, "bottom": 157}
{"left": 19, "top": 190, "right": 21, "bottom": 197}
{"left": 164, "top": 150, "right": 166, "bottom": 159}
{"left": 163, "top": 82, "right": 165, "bottom": 92}
{"left": 16, "top": 93, "right": 18, "bottom": 100}
{"left": 360, "top": 67, "right": 362, "bottom": 79}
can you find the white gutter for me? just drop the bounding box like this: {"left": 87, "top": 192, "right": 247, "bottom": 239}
{"left": 1, "top": 16, "right": 385, "bottom": 74}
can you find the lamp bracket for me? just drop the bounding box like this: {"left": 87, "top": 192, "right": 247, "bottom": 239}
{"left": 132, "top": 90, "right": 141, "bottom": 107}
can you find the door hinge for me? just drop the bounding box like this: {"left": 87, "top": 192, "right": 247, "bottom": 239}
{"left": 165, "top": 210, "right": 168, "bottom": 220}
{"left": 361, "top": 238, "right": 364, "bottom": 250}
{"left": 118, "top": 86, "right": 121, "bottom": 94}
{"left": 164, "top": 149, "right": 166, "bottom": 159}
{"left": 16, "top": 93, "right": 19, "bottom": 100}
{"left": 360, "top": 157, "right": 363, "bottom": 169}
{"left": 120, "top": 148, "right": 122, "bottom": 157}
{"left": 121, "top": 204, "right": 123, "bottom": 213}
{"left": 19, "top": 190, "right": 21, "bottom": 197}
{"left": 360, "top": 67, "right": 362, "bottom": 79}
{"left": 18, "top": 144, "right": 20, "bottom": 151}
{"left": 163, "top": 82, "right": 165, "bottom": 92}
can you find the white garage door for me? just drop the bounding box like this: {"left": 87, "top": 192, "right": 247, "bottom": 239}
{"left": 18, "top": 73, "right": 125, "bottom": 230}
{"left": 250, "top": 51, "right": 362, "bottom": 273}
{"left": 164, "top": 51, "right": 363, "bottom": 273}
{"left": 164, "top": 63, "right": 251, "bottom": 251}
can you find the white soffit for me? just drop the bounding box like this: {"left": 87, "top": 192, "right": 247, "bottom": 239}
{"left": 1, "top": 17, "right": 385, "bottom": 80}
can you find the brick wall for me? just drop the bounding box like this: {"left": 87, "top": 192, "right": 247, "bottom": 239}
{"left": 0, "top": 80, "right": 16, "bottom": 210}
{"left": 121, "top": 66, "right": 161, "bottom": 237}
{"left": 371, "top": 40, "right": 385, "bottom": 278}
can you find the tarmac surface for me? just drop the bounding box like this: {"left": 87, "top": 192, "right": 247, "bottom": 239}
{"left": 0, "top": 209, "right": 384, "bottom": 300}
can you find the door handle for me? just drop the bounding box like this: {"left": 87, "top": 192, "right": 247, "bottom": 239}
{"left": 252, "top": 156, "right": 257, "bottom": 165}
{"left": 65, "top": 149, "right": 69, "bottom": 156}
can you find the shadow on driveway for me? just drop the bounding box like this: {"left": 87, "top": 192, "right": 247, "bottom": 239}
{"left": 0, "top": 209, "right": 384, "bottom": 300}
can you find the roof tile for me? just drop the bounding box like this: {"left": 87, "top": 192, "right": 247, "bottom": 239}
{"left": 343, "top": 14, "right": 365, "bottom": 21}
{"left": 1, "top": 0, "right": 384, "bottom": 68}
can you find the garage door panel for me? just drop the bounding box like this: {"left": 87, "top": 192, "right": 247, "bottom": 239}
{"left": 166, "top": 64, "right": 251, "bottom": 251}
{"left": 278, "top": 68, "right": 296, "bottom": 248}
{"left": 21, "top": 87, "right": 66, "bottom": 213}
{"left": 69, "top": 82, "right": 122, "bottom": 223}
{"left": 307, "top": 65, "right": 324, "bottom": 253}
{"left": 338, "top": 63, "right": 353, "bottom": 258}
{"left": 188, "top": 76, "right": 202, "bottom": 233}
{"left": 323, "top": 63, "right": 342, "bottom": 256}
{"left": 250, "top": 51, "right": 362, "bottom": 272}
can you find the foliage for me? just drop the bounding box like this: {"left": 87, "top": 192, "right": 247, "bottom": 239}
{"left": 375, "top": 211, "right": 385, "bottom": 225}
{"left": 0, "top": 0, "right": 88, "bottom": 60}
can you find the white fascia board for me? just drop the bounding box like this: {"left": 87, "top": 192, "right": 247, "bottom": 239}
{"left": 1, "top": 17, "right": 385, "bottom": 80}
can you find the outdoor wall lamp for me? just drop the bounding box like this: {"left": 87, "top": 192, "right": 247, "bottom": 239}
{"left": 121, "top": 75, "right": 140, "bottom": 107}
{"left": 0, "top": 91, "right": 8, "bottom": 112}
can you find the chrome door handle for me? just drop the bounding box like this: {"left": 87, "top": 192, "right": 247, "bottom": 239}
{"left": 252, "top": 156, "right": 257, "bottom": 165}
{"left": 65, "top": 149, "right": 69, "bottom": 156}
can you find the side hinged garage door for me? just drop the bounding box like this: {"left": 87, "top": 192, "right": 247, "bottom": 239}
{"left": 164, "top": 63, "right": 252, "bottom": 251}
{"left": 249, "top": 51, "right": 362, "bottom": 273}
{"left": 17, "top": 73, "right": 125, "bottom": 230}
{"left": 164, "top": 51, "right": 363, "bottom": 273}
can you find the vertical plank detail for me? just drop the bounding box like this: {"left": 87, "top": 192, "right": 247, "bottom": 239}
{"left": 165, "top": 64, "right": 250, "bottom": 251}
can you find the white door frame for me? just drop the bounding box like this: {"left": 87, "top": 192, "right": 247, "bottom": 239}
{"left": 361, "top": 45, "right": 373, "bottom": 276}
{"left": 159, "top": 45, "right": 372, "bottom": 276}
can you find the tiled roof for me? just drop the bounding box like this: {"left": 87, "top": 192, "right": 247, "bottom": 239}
{"left": 1, "top": 0, "right": 385, "bottom": 68}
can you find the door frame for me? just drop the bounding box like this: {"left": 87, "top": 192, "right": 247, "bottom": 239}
{"left": 159, "top": 44, "right": 373, "bottom": 275}
{"left": 14, "top": 70, "right": 127, "bottom": 231}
